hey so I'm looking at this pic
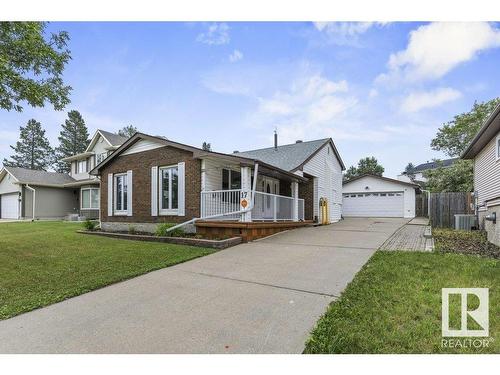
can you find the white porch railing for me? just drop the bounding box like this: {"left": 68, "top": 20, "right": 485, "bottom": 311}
{"left": 200, "top": 189, "right": 304, "bottom": 221}
{"left": 201, "top": 189, "right": 242, "bottom": 220}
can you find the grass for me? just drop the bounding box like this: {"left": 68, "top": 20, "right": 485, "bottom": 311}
{"left": 304, "top": 251, "right": 499, "bottom": 353}
{"left": 0, "top": 221, "right": 215, "bottom": 320}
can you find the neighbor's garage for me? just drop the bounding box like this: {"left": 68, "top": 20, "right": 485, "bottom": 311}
{"left": 0, "top": 193, "right": 20, "bottom": 219}
{"left": 342, "top": 174, "right": 418, "bottom": 218}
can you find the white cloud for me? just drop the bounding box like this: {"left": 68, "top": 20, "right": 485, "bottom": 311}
{"left": 196, "top": 23, "right": 230, "bottom": 45}
{"left": 252, "top": 74, "right": 357, "bottom": 143}
{"left": 229, "top": 49, "right": 243, "bottom": 63}
{"left": 368, "top": 88, "right": 378, "bottom": 98}
{"left": 401, "top": 87, "right": 462, "bottom": 113}
{"left": 313, "top": 22, "right": 386, "bottom": 45}
{"left": 378, "top": 22, "right": 500, "bottom": 83}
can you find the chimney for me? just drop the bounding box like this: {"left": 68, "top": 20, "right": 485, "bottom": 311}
{"left": 274, "top": 130, "right": 278, "bottom": 150}
{"left": 296, "top": 140, "right": 303, "bottom": 143}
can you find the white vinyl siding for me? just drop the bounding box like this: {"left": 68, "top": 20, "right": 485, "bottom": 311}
{"left": 121, "top": 139, "right": 165, "bottom": 156}
{"left": 302, "top": 143, "right": 343, "bottom": 222}
{"left": 474, "top": 131, "right": 500, "bottom": 207}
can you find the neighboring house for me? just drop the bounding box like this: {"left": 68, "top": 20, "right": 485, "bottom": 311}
{"left": 397, "top": 158, "right": 458, "bottom": 183}
{"left": 89, "top": 133, "right": 345, "bottom": 235}
{"left": 0, "top": 129, "right": 127, "bottom": 220}
{"left": 342, "top": 174, "right": 419, "bottom": 218}
{"left": 462, "top": 103, "right": 500, "bottom": 246}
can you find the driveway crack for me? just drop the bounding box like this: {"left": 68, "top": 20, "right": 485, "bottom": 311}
{"left": 175, "top": 269, "right": 339, "bottom": 298}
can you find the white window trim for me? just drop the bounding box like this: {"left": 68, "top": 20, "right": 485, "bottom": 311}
{"left": 114, "top": 173, "right": 128, "bottom": 215}
{"left": 496, "top": 134, "right": 500, "bottom": 161}
{"left": 158, "top": 165, "right": 179, "bottom": 216}
{"left": 81, "top": 187, "right": 100, "bottom": 210}
{"left": 77, "top": 159, "right": 87, "bottom": 173}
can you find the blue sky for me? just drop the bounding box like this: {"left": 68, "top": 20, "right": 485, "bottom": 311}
{"left": 1, "top": 21, "right": 500, "bottom": 177}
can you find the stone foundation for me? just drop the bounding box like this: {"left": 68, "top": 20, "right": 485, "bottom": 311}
{"left": 101, "top": 222, "right": 196, "bottom": 234}
{"left": 478, "top": 206, "right": 500, "bottom": 247}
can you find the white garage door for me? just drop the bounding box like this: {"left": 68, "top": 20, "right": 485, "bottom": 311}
{"left": 343, "top": 192, "right": 404, "bottom": 217}
{"left": 1, "top": 193, "right": 20, "bottom": 219}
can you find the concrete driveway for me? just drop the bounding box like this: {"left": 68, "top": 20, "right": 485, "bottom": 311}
{"left": 0, "top": 217, "right": 406, "bottom": 353}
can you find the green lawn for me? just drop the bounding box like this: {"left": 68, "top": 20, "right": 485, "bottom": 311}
{"left": 0, "top": 221, "right": 214, "bottom": 320}
{"left": 304, "top": 251, "right": 499, "bottom": 354}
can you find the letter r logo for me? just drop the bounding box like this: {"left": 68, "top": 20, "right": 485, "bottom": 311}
{"left": 442, "top": 288, "right": 489, "bottom": 337}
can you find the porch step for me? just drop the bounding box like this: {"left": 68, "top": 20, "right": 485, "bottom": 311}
{"left": 424, "top": 225, "right": 432, "bottom": 239}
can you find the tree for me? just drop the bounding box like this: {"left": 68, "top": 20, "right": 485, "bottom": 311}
{"left": 202, "top": 141, "right": 212, "bottom": 151}
{"left": 431, "top": 97, "right": 500, "bottom": 157}
{"left": 404, "top": 162, "right": 416, "bottom": 181}
{"left": 343, "top": 157, "right": 385, "bottom": 182}
{"left": 117, "top": 125, "right": 137, "bottom": 138}
{"left": 54, "top": 110, "right": 90, "bottom": 172}
{"left": 0, "top": 22, "right": 71, "bottom": 112}
{"left": 424, "top": 159, "right": 473, "bottom": 192}
{"left": 3, "top": 119, "right": 54, "bottom": 170}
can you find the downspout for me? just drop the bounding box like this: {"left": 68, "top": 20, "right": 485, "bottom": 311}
{"left": 166, "top": 163, "right": 260, "bottom": 233}
{"left": 25, "top": 184, "right": 36, "bottom": 221}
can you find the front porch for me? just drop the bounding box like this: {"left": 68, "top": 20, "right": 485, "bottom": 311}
{"left": 194, "top": 153, "right": 312, "bottom": 241}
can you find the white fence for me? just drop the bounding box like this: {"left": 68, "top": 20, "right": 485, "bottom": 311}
{"left": 200, "top": 189, "right": 304, "bottom": 221}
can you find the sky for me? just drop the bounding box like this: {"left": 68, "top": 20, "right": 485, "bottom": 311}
{"left": 1, "top": 21, "right": 500, "bottom": 178}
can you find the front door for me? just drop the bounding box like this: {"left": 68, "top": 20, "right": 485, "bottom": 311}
{"left": 259, "top": 177, "right": 279, "bottom": 220}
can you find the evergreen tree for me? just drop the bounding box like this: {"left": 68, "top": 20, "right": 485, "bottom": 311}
{"left": 55, "top": 110, "right": 90, "bottom": 172}
{"left": 3, "top": 119, "right": 54, "bottom": 170}
{"left": 118, "top": 125, "right": 137, "bottom": 138}
{"left": 202, "top": 141, "right": 212, "bottom": 151}
{"left": 404, "top": 162, "right": 416, "bottom": 181}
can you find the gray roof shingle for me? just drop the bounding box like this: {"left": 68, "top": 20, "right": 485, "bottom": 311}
{"left": 413, "top": 158, "right": 458, "bottom": 172}
{"left": 235, "top": 139, "right": 330, "bottom": 172}
{"left": 98, "top": 129, "right": 128, "bottom": 146}
{"left": 5, "top": 167, "right": 76, "bottom": 186}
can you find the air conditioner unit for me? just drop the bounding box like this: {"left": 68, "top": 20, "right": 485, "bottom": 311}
{"left": 454, "top": 214, "right": 477, "bottom": 231}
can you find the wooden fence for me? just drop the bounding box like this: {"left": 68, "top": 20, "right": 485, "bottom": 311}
{"left": 415, "top": 192, "right": 429, "bottom": 218}
{"left": 428, "top": 192, "right": 473, "bottom": 228}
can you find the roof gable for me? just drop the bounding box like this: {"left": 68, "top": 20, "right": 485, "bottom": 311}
{"left": 235, "top": 138, "right": 345, "bottom": 171}
{"left": 85, "top": 129, "right": 128, "bottom": 153}
{"left": 343, "top": 174, "right": 419, "bottom": 188}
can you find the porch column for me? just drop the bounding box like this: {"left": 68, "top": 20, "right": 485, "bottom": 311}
{"left": 240, "top": 166, "right": 252, "bottom": 222}
{"left": 291, "top": 181, "right": 299, "bottom": 221}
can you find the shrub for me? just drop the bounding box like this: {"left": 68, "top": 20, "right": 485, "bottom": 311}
{"left": 83, "top": 219, "right": 97, "bottom": 231}
{"left": 155, "top": 223, "right": 186, "bottom": 237}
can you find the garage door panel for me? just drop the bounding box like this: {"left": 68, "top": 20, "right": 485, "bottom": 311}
{"left": 1, "top": 193, "right": 20, "bottom": 219}
{"left": 343, "top": 192, "right": 404, "bottom": 218}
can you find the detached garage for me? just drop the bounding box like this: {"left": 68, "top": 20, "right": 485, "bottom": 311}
{"left": 342, "top": 174, "right": 418, "bottom": 218}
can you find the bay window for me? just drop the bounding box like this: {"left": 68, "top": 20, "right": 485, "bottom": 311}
{"left": 114, "top": 174, "right": 128, "bottom": 214}
{"left": 159, "top": 166, "right": 179, "bottom": 214}
{"left": 81, "top": 188, "right": 99, "bottom": 210}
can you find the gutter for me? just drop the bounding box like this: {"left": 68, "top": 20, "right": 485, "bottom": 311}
{"left": 165, "top": 163, "right": 260, "bottom": 233}
{"left": 25, "top": 184, "right": 36, "bottom": 221}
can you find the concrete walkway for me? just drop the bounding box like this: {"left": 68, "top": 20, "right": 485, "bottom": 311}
{"left": 0, "top": 217, "right": 406, "bottom": 354}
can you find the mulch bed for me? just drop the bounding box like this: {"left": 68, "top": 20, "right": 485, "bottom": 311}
{"left": 433, "top": 229, "right": 500, "bottom": 259}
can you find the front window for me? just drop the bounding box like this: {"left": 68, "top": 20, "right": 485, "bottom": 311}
{"left": 114, "top": 174, "right": 128, "bottom": 213}
{"left": 159, "top": 166, "right": 178, "bottom": 213}
{"left": 497, "top": 135, "right": 500, "bottom": 160}
{"left": 78, "top": 159, "right": 87, "bottom": 173}
{"left": 81, "top": 188, "right": 99, "bottom": 209}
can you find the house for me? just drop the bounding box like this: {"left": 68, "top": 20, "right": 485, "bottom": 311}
{"left": 397, "top": 158, "right": 458, "bottom": 183}
{"left": 90, "top": 132, "right": 345, "bottom": 240}
{"left": 342, "top": 174, "right": 419, "bottom": 218}
{"left": 0, "top": 130, "right": 127, "bottom": 220}
{"left": 462, "top": 103, "right": 500, "bottom": 246}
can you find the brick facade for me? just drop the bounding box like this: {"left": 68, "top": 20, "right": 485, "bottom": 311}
{"left": 100, "top": 146, "right": 201, "bottom": 224}
{"left": 299, "top": 175, "right": 314, "bottom": 221}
